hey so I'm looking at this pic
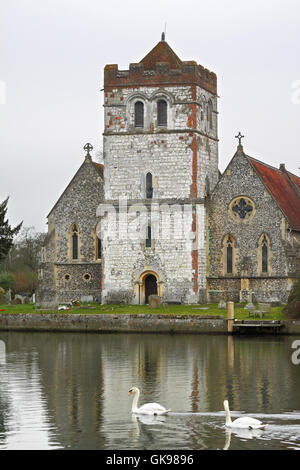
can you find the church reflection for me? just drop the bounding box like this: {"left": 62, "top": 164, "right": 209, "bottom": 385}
{"left": 0, "top": 332, "right": 298, "bottom": 449}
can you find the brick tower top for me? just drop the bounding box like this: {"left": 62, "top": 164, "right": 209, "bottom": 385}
{"left": 104, "top": 38, "right": 217, "bottom": 95}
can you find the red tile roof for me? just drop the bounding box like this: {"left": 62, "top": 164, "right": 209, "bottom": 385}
{"left": 247, "top": 157, "right": 300, "bottom": 231}
{"left": 140, "top": 40, "right": 182, "bottom": 70}
{"left": 288, "top": 171, "right": 300, "bottom": 192}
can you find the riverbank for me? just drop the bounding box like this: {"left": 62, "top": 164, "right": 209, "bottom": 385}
{"left": 0, "top": 301, "right": 285, "bottom": 319}
{"left": 0, "top": 312, "right": 299, "bottom": 334}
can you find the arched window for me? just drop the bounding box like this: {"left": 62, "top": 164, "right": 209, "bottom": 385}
{"left": 207, "top": 100, "right": 213, "bottom": 129}
{"left": 146, "top": 225, "right": 151, "bottom": 248}
{"left": 72, "top": 225, "right": 79, "bottom": 260}
{"left": 134, "top": 101, "right": 144, "bottom": 128}
{"left": 226, "top": 236, "right": 233, "bottom": 274}
{"left": 224, "top": 235, "right": 235, "bottom": 274}
{"left": 146, "top": 172, "right": 153, "bottom": 199}
{"left": 261, "top": 235, "right": 269, "bottom": 273}
{"left": 157, "top": 99, "right": 167, "bottom": 127}
{"left": 97, "top": 237, "right": 102, "bottom": 260}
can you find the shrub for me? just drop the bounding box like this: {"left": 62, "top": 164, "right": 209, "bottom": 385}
{"left": 0, "top": 287, "right": 5, "bottom": 304}
{"left": 0, "top": 272, "right": 14, "bottom": 291}
{"left": 285, "top": 277, "right": 300, "bottom": 319}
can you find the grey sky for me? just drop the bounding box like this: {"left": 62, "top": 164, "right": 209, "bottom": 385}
{"left": 1, "top": 0, "right": 299, "bottom": 232}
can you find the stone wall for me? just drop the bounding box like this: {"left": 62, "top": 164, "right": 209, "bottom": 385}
{"left": 36, "top": 157, "right": 104, "bottom": 306}
{"left": 0, "top": 313, "right": 299, "bottom": 335}
{"left": 102, "top": 75, "right": 219, "bottom": 304}
{"left": 208, "top": 148, "right": 292, "bottom": 303}
{"left": 101, "top": 203, "right": 207, "bottom": 304}
{"left": 0, "top": 313, "right": 228, "bottom": 334}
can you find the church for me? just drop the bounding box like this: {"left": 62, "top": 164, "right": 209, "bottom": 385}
{"left": 36, "top": 36, "right": 300, "bottom": 307}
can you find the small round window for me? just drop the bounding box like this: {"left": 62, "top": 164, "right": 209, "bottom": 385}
{"left": 83, "top": 273, "right": 92, "bottom": 282}
{"left": 64, "top": 274, "right": 71, "bottom": 281}
{"left": 229, "top": 196, "right": 255, "bottom": 222}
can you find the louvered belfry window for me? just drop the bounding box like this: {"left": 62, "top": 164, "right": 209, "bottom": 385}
{"left": 157, "top": 99, "right": 167, "bottom": 127}
{"left": 134, "top": 101, "right": 144, "bottom": 128}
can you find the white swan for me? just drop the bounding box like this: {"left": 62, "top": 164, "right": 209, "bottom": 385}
{"left": 128, "top": 387, "right": 171, "bottom": 415}
{"left": 224, "top": 400, "right": 266, "bottom": 430}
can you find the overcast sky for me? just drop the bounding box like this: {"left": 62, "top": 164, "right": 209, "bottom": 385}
{"left": 1, "top": 0, "right": 300, "bottom": 232}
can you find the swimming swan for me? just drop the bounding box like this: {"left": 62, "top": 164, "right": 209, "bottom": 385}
{"left": 128, "top": 387, "right": 171, "bottom": 415}
{"left": 224, "top": 400, "right": 266, "bottom": 430}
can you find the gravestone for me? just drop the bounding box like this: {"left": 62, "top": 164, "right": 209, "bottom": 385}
{"left": 218, "top": 300, "right": 226, "bottom": 310}
{"left": 81, "top": 295, "right": 93, "bottom": 303}
{"left": 15, "top": 294, "right": 24, "bottom": 304}
{"left": 149, "top": 294, "right": 160, "bottom": 308}
{"left": 244, "top": 302, "right": 255, "bottom": 310}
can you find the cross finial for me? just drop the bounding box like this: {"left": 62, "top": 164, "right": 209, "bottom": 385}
{"left": 235, "top": 132, "right": 244, "bottom": 147}
{"left": 84, "top": 143, "right": 93, "bottom": 158}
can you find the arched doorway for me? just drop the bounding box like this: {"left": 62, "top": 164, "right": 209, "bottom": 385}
{"left": 144, "top": 274, "right": 157, "bottom": 304}
{"left": 137, "top": 270, "right": 160, "bottom": 304}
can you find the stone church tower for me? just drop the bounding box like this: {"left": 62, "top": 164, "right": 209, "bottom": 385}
{"left": 36, "top": 35, "right": 300, "bottom": 307}
{"left": 100, "top": 35, "right": 219, "bottom": 304}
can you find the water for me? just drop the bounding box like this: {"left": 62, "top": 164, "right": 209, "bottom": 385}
{"left": 0, "top": 332, "right": 299, "bottom": 450}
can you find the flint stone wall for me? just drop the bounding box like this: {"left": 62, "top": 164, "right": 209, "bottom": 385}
{"left": 208, "top": 150, "right": 293, "bottom": 303}
{"left": 36, "top": 158, "right": 104, "bottom": 306}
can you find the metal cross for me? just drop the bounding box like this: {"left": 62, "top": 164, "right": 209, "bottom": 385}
{"left": 84, "top": 143, "right": 93, "bottom": 156}
{"left": 235, "top": 132, "right": 244, "bottom": 146}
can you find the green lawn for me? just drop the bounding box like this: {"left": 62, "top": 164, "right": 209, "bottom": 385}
{"left": 0, "top": 302, "right": 286, "bottom": 320}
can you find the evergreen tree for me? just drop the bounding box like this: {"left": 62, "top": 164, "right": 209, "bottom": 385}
{"left": 0, "top": 197, "right": 22, "bottom": 263}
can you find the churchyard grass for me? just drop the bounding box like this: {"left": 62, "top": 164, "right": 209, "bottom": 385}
{"left": 0, "top": 302, "right": 285, "bottom": 320}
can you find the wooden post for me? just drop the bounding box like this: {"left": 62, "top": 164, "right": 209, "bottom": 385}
{"left": 227, "top": 301, "right": 234, "bottom": 333}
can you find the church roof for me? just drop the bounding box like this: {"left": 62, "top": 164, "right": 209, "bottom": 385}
{"left": 104, "top": 36, "right": 217, "bottom": 95}
{"left": 140, "top": 39, "right": 183, "bottom": 70}
{"left": 247, "top": 157, "right": 300, "bottom": 231}
{"left": 93, "top": 162, "right": 104, "bottom": 176}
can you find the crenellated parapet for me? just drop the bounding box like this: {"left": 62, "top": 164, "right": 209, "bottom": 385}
{"left": 104, "top": 40, "right": 217, "bottom": 95}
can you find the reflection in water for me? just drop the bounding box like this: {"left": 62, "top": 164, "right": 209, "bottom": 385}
{"left": 0, "top": 332, "right": 299, "bottom": 449}
{"left": 0, "top": 340, "right": 5, "bottom": 365}
{"left": 223, "top": 428, "right": 264, "bottom": 450}
{"left": 131, "top": 414, "right": 166, "bottom": 439}
{"left": 227, "top": 336, "right": 234, "bottom": 369}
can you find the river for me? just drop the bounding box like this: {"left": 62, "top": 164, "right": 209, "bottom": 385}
{"left": 0, "top": 331, "right": 299, "bottom": 450}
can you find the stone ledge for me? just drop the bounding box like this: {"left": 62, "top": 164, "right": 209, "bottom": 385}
{"left": 0, "top": 313, "right": 226, "bottom": 334}
{"left": 0, "top": 313, "right": 299, "bottom": 335}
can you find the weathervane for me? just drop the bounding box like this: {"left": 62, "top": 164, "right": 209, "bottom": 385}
{"left": 84, "top": 143, "right": 93, "bottom": 157}
{"left": 161, "top": 22, "right": 167, "bottom": 41}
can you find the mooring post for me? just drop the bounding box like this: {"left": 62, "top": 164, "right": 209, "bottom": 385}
{"left": 227, "top": 301, "right": 234, "bottom": 333}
